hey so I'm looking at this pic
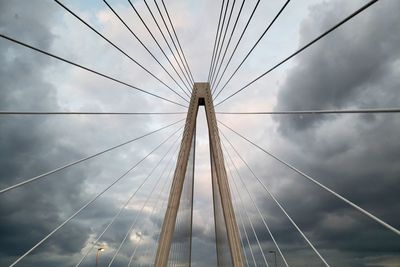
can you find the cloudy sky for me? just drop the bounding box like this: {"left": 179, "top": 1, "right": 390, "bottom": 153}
{"left": 0, "top": 0, "right": 399, "bottom": 266}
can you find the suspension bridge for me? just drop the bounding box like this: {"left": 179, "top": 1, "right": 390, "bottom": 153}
{"left": 0, "top": 0, "right": 399, "bottom": 266}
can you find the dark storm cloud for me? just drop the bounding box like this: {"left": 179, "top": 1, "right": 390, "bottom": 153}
{"left": 254, "top": 0, "right": 400, "bottom": 266}
{"left": 0, "top": 1, "right": 94, "bottom": 266}
{"left": 275, "top": 0, "right": 400, "bottom": 133}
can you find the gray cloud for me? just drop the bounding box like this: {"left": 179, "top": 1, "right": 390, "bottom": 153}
{"left": 0, "top": 1, "right": 92, "bottom": 265}
{"left": 1, "top": 0, "right": 399, "bottom": 266}
{"left": 0, "top": 1, "right": 182, "bottom": 266}
{"left": 260, "top": 1, "right": 400, "bottom": 266}
{"left": 275, "top": 1, "right": 400, "bottom": 133}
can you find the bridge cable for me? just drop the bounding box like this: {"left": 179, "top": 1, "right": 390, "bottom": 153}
{"left": 125, "top": 0, "right": 192, "bottom": 96}
{"left": 213, "top": 0, "right": 291, "bottom": 100}
{"left": 127, "top": 237, "right": 143, "bottom": 267}
{"left": 219, "top": 120, "right": 400, "bottom": 236}
{"left": 208, "top": 116, "right": 256, "bottom": 266}
{"left": 106, "top": 135, "right": 181, "bottom": 267}
{"left": 209, "top": 0, "right": 231, "bottom": 85}
{"left": 211, "top": 0, "right": 261, "bottom": 95}
{"left": 129, "top": 0, "right": 192, "bottom": 95}
{"left": 54, "top": 0, "right": 189, "bottom": 103}
{"left": 141, "top": 0, "right": 193, "bottom": 88}
{"left": 141, "top": 126, "right": 193, "bottom": 267}
{"left": 239, "top": 225, "right": 251, "bottom": 267}
{"left": 157, "top": 150, "right": 179, "bottom": 267}
{"left": 219, "top": 126, "right": 330, "bottom": 266}
{"left": 230, "top": 173, "right": 259, "bottom": 267}
{"left": 221, "top": 132, "right": 290, "bottom": 267}
{"left": 103, "top": 0, "right": 191, "bottom": 99}
{"left": 145, "top": 174, "right": 177, "bottom": 266}
{"left": 0, "top": 111, "right": 187, "bottom": 115}
{"left": 172, "top": 178, "right": 185, "bottom": 264}
{"left": 127, "top": 155, "right": 176, "bottom": 267}
{"left": 127, "top": 174, "right": 170, "bottom": 267}
{"left": 143, "top": 0, "right": 194, "bottom": 86}
{"left": 8, "top": 126, "right": 182, "bottom": 267}
{"left": 223, "top": 144, "right": 270, "bottom": 267}
{"left": 209, "top": 0, "right": 238, "bottom": 88}
{"left": 160, "top": 0, "right": 196, "bottom": 84}
{"left": 0, "top": 119, "right": 183, "bottom": 194}
{"left": 215, "top": 0, "right": 380, "bottom": 106}
{"left": 174, "top": 202, "right": 182, "bottom": 264}
{"left": 216, "top": 108, "right": 400, "bottom": 115}
{"left": 210, "top": 0, "right": 245, "bottom": 90}
{"left": 107, "top": 161, "right": 167, "bottom": 267}
{"left": 207, "top": 0, "right": 226, "bottom": 83}
{"left": 146, "top": 126, "right": 194, "bottom": 266}
{"left": 0, "top": 34, "right": 188, "bottom": 108}
{"left": 75, "top": 136, "right": 181, "bottom": 267}
{"left": 170, "top": 240, "right": 177, "bottom": 266}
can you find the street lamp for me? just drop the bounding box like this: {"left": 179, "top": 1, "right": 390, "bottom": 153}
{"left": 269, "top": 250, "right": 277, "bottom": 267}
{"left": 96, "top": 247, "right": 105, "bottom": 267}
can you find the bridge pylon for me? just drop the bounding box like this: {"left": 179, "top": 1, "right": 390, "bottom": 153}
{"left": 154, "top": 83, "right": 245, "bottom": 266}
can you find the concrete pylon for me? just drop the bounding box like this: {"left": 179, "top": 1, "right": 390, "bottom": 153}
{"left": 154, "top": 83, "right": 245, "bottom": 267}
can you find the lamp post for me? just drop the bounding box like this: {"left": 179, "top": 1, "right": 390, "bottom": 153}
{"left": 269, "top": 250, "right": 277, "bottom": 267}
{"left": 96, "top": 247, "right": 105, "bottom": 267}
